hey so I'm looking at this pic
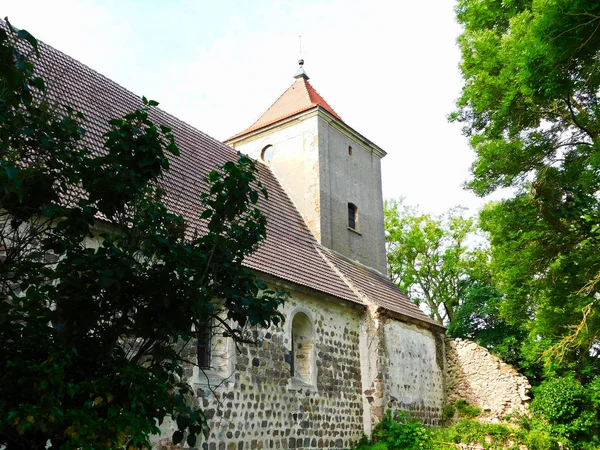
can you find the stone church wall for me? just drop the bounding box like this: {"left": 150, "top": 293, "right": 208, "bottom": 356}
{"left": 445, "top": 338, "right": 531, "bottom": 419}
{"left": 158, "top": 287, "right": 367, "bottom": 450}
{"left": 379, "top": 319, "right": 446, "bottom": 425}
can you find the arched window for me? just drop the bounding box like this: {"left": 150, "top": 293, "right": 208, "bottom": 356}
{"left": 261, "top": 145, "right": 275, "bottom": 162}
{"left": 290, "top": 312, "right": 314, "bottom": 383}
{"left": 348, "top": 203, "right": 358, "bottom": 230}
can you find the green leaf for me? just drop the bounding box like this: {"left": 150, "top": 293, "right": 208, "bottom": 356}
{"left": 3, "top": 164, "right": 19, "bottom": 180}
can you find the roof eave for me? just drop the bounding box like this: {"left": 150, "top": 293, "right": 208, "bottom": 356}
{"left": 225, "top": 107, "right": 387, "bottom": 159}
{"left": 377, "top": 306, "right": 447, "bottom": 334}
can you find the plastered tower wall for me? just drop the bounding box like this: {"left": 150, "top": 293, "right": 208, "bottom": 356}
{"left": 230, "top": 111, "right": 387, "bottom": 274}
{"left": 318, "top": 117, "right": 386, "bottom": 274}
{"left": 230, "top": 114, "right": 324, "bottom": 241}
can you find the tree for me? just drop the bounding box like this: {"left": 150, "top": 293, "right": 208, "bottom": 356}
{"left": 447, "top": 250, "right": 529, "bottom": 373}
{"left": 452, "top": 0, "right": 600, "bottom": 376}
{"left": 384, "top": 200, "right": 476, "bottom": 324}
{"left": 0, "top": 21, "right": 286, "bottom": 450}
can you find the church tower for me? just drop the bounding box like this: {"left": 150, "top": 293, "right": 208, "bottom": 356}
{"left": 226, "top": 61, "right": 387, "bottom": 274}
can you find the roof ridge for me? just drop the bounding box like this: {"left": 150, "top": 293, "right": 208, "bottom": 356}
{"left": 226, "top": 77, "right": 342, "bottom": 142}
{"left": 302, "top": 78, "right": 342, "bottom": 120}
{"left": 245, "top": 80, "right": 302, "bottom": 131}
{"left": 315, "top": 246, "right": 370, "bottom": 306}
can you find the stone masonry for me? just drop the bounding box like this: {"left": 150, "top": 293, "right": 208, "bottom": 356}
{"left": 446, "top": 338, "right": 531, "bottom": 419}
{"left": 158, "top": 289, "right": 367, "bottom": 450}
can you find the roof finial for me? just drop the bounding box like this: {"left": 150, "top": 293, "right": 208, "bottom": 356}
{"left": 293, "top": 37, "right": 309, "bottom": 80}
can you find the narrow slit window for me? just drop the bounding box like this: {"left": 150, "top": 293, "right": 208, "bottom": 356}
{"left": 348, "top": 203, "right": 358, "bottom": 230}
{"left": 197, "top": 321, "right": 212, "bottom": 370}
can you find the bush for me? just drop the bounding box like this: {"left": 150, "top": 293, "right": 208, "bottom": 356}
{"left": 371, "top": 411, "right": 433, "bottom": 450}
{"left": 530, "top": 376, "right": 600, "bottom": 446}
{"left": 352, "top": 410, "right": 561, "bottom": 450}
{"left": 442, "top": 405, "right": 455, "bottom": 423}
{"left": 431, "top": 419, "right": 559, "bottom": 450}
{"left": 454, "top": 399, "right": 481, "bottom": 418}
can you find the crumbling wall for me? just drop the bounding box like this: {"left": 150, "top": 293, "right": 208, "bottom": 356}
{"left": 446, "top": 338, "right": 531, "bottom": 418}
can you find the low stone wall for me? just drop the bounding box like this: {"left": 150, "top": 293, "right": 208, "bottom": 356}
{"left": 446, "top": 338, "right": 530, "bottom": 418}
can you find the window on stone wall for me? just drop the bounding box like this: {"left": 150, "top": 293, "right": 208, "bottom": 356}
{"left": 348, "top": 203, "right": 358, "bottom": 230}
{"left": 196, "top": 320, "right": 212, "bottom": 370}
{"left": 290, "top": 312, "right": 314, "bottom": 383}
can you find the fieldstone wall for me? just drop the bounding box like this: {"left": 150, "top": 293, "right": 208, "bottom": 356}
{"left": 157, "top": 287, "right": 367, "bottom": 450}
{"left": 379, "top": 319, "right": 446, "bottom": 425}
{"left": 446, "top": 338, "right": 531, "bottom": 418}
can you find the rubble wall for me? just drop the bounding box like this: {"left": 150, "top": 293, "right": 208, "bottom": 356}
{"left": 446, "top": 338, "right": 531, "bottom": 418}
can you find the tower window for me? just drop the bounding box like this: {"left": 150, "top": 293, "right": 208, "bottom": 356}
{"left": 348, "top": 145, "right": 353, "bottom": 156}
{"left": 197, "top": 321, "right": 212, "bottom": 370}
{"left": 261, "top": 144, "right": 275, "bottom": 162}
{"left": 290, "top": 312, "right": 314, "bottom": 383}
{"left": 348, "top": 203, "right": 358, "bottom": 230}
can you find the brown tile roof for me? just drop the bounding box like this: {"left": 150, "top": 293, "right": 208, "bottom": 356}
{"left": 318, "top": 248, "right": 443, "bottom": 329}
{"left": 30, "top": 36, "right": 440, "bottom": 330}
{"left": 227, "top": 77, "right": 342, "bottom": 140}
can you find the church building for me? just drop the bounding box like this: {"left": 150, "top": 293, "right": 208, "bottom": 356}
{"left": 33, "top": 40, "right": 447, "bottom": 449}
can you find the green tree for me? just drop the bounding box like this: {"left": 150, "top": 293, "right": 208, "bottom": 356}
{"left": 453, "top": 0, "right": 600, "bottom": 375}
{"left": 448, "top": 250, "right": 529, "bottom": 372}
{"left": 0, "top": 21, "right": 286, "bottom": 450}
{"left": 384, "top": 200, "right": 476, "bottom": 324}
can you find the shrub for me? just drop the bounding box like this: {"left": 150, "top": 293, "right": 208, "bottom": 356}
{"left": 454, "top": 399, "right": 481, "bottom": 418}
{"left": 441, "top": 405, "right": 455, "bottom": 423}
{"left": 530, "top": 376, "right": 600, "bottom": 446}
{"left": 371, "top": 411, "right": 433, "bottom": 450}
{"left": 430, "top": 419, "right": 560, "bottom": 450}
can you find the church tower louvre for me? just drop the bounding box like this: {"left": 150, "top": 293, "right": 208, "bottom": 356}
{"left": 225, "top": 60, "right": 387, "bottom": 274}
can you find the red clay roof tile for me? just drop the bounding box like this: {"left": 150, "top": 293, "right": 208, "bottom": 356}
{"left": 228, "top": 78, "right": 342, "bottom": 140}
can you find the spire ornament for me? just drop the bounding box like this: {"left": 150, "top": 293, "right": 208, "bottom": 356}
{"left": 293, "top": 58, "right": 309, "bottom": 80}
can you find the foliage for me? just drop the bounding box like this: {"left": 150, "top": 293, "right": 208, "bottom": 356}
{"left": 530, "top": 376, "right": 600, "bottom": 446}
{"left": 447, "top": 251, "right": 529, "bottom": 370}
{"left": 431, "top": 419, "right": 559, "bottom": 450}
{"left": 0, "top": 20, "right": 286, "bottom": 450}
{"left": 370, "top": 411, "right": 433, "bottom": 450}
{"left": 452, "top": 0, "right": 600, "bottom": 375}
{"left": 454, "top": 399, "right": 481, "bottom": 419}
{"left": 441, "top": 406, "right": 455, "bottom": 423}
{"left": 384, "top": 200, "right": 477, "bottom": 324}
{"left": 352, "top": 412, "right": 560, "bottom": 450}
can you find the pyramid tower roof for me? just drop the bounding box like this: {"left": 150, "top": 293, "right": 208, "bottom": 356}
{"left": 228, "top": 61, "right": 341, "bottom": 140}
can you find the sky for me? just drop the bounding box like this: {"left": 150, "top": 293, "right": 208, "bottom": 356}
{"left": 4, "top": 0, "right": 494, "bottom": 216}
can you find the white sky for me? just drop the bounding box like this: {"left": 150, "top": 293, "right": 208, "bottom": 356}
{"left": 4, "top": 0, "right": 494, "bottom": 215}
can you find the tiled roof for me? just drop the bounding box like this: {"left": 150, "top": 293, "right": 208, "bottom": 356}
{"left": 228, "top": 77, "right": 342, "bottom": 140}
{"left": 29, "top": 36, "right": 441, "bottom": 330}
{"left": 318, "top": 248, "right": 443, "bottom": 329}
